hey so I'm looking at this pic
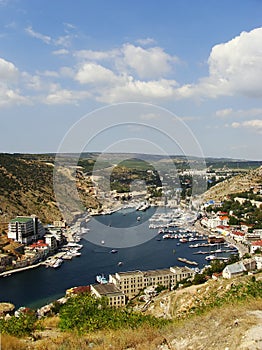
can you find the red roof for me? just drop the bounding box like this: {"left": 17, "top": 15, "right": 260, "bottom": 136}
{"left": 251, "top": 240, "right": 262, "bottom": 247}
{"left": 232, "top": 231, "right": 245, "bottom": 237}
{"left": 219, "top": 216, "right": 229, "bottom": 220}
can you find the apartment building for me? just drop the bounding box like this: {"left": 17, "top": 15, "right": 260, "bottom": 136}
{"left": 8, "top": 215, "right": 45, "bottom": 245}
{"left": 90, "top": 283, "right": 126, "bottom": 307}
{"left": 109, "top": 266, "right": 194, "bottom": 299}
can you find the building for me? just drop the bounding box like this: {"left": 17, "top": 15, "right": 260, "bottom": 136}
{"left": 109, "top": 266, "right": 194, "bottom": 299}
{"left": 44, "top": 234, "right": 58, "bottom": 253}
{"left": 222, "top": 261, "right": 246, "bottom": 279}
{"left": 250, "top": 240, "right": 262, "bottom": 254}
{"left": 90, "top": 283, "right": 126, "bottom": 307}
{"left": 8, "top": 215, "right": 45, "bottom": 245}
{"left": 254, "top": 256, "right": 262, "bottom": 270}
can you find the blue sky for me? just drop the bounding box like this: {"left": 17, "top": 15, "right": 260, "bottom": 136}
{"left": 0, "top": 0, "right": 262, "bottom": 160}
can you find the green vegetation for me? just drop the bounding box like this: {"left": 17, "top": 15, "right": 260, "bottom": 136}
{"left": 0, "top": 311, "right": 38, "bottom": 337}
{"left": 59, "top": 293, "right": 168, "bottom": 334}
{"left": 110, "top": 159, "right": 161, "bottom": 194}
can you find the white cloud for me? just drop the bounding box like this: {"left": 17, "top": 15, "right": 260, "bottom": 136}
{"left": 45, "top": 88, "right": 90, "bottom": 105}
{"left": 74, "top": 49, "right": 119, "bottom": 61}
{"left": 54, "top": 35, "right": 72, "bottom": 48}
{"left": 231, "top": 119, "right": 262, "bottom": 134}
{"left": 25, "top": 26, "right": 51, "bottom": 44}
{"left": 136, "top": 38, "right": 156, "bottom": 46}
{"left": 216, "top": 107, "right": 262, "bottom": 119}
{"left": 0, "top": 57, "right": 19, "bottom": 81}
{"left": 52, "top": 49, "right": 70, "bottom": 55}
{"left": 0, "top": 57, "right": 29, "bottom": 107}
{"left": 215, "top": 108, "right": 233, "bottom": 118}
{"left": 75, "top": 62, "right": 118, "bottom": 84}
{"left": 97, "top": 78, "right": 177, "bottom": 103}
{"left": 181, "top": 27, "right": 262, "bottom": 99}
{"left": 121, "top": 44, "right": 178, "bottom": 79}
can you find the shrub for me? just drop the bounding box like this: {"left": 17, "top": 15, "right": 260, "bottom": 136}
{"left": 59, "top": 293, "right": 168, "bottom": 334}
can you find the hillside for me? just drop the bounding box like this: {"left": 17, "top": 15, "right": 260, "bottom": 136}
{"left": 1, "top": 272, "right": 262, "bottom": 350}
{"left": 0, "top": 154, "right": 99, "bottom": 224}
{"left": 202, "top": 165, "right": 262, "bottom": 203}
{"left": 0, "top": 153, "right": 261, "bottom": 225}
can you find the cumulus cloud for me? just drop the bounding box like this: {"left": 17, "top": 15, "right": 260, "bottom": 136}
{"left": 181, "top": 27, "right": 262, "bottom": 99}
{"left": 97, "top": 78, "right": 178, "bottom": 103}
{"left": 0, "top": 57, "right": 19, "bottom": 81}
{"left": 121, "top": 44, "right": 178, "bottom": 79}
{"left": 0, "top": 57, "right": 29, "bottom": 107}
{"left": 75, "top": 62, "right": 118, "bottom": 84}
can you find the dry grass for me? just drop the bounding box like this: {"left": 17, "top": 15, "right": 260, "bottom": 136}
{"left": 1, "top": 334, "right": 29, "bottom": 350}
{"left": 26, "top": 299, "right": 262, "bottom": 350}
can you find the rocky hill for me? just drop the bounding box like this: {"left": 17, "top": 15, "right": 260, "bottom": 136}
{"left": 0, "top": 154, "right": 99, "bottom": 224}
{"left": 202, "top": 165, "right": 262, "bottom": 203}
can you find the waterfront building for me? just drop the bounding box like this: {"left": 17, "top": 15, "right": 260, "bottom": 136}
{"left": 8, "top": 215, "right": 45, "bottom": 245}
{"left": 44, "top": 234, "right": 58, "bottom": 253}
{"left": 109, "top": 266, "right": 194, "bottom": 299}
{"left": 90, "top": 283, "right": 126, "bottom": 307}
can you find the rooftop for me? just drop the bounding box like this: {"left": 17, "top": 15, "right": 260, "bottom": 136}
{"left": 92, "top": 283, "right": 124, "bottom": 296}
{"left": 10, "top": 216, "right": 32, "bottom": 223}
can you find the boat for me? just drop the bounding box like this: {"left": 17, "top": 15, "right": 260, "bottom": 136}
{"left": 96, "top": 275, "right": 108, "bottom": 284}
{"left": 110, "top": 249, "right": 118, "bottom": 254}
{"left": 118, "top": 261, "right": 123, "bottom": 266}
{"left": 177, "top": 257, "right": 198, "bottom": 266}
{"left": 205, "top": 255, "right": 217, "bottom": 261}
{"left": 137, "top": 216, "right": 141, "bottom": 221}
{"left": 52, "top": 258, "right": 63, "bottom": 268}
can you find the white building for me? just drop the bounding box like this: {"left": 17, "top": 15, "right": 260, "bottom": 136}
{"left": 109, "top": 266, "right": 194, "bottom": 299}
{"left": 222, "top": 261, "right": 246, "bottom": 279}
{"left": 8, "top": 215, "right": 45, "bottom": 245}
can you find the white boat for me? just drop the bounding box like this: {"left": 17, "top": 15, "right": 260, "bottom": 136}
{"left": 52, "top": 258, "right": 63, "bottom": 268}
{"left": 96, "top": 275, "right": 108, "bottom": 284}
{"left": 205, "top": 255, "right": 216, "bottom": 261}
{"left": 65, "top": 243, "right": 83, "bottom": 249}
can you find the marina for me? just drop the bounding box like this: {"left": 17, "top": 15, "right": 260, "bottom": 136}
{"left": 0, "top": 206, "right": 239, "bottom": 309}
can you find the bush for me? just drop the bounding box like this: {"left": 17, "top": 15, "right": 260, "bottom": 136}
{"left": 59, "top": 293, "right": 168, "bottom": 334}
{"left": 0, "top": 313, "right": 38, "bottom": 337}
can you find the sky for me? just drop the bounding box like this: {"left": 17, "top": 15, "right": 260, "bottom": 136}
{"left": 0, "top": 0, "right": 262, "bottom": 160}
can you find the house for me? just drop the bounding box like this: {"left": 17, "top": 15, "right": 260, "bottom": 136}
{"left": 222, "top": 261, "right": 246, "bottom": 279}
{"left": 90, "top": 283, "right": 126, "bottom": 307}
{"left": 231, "top": 231, "right": 245, "bottom": 242}
{"left": 250, "top": 240, "right": 262, "bottom": 254}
